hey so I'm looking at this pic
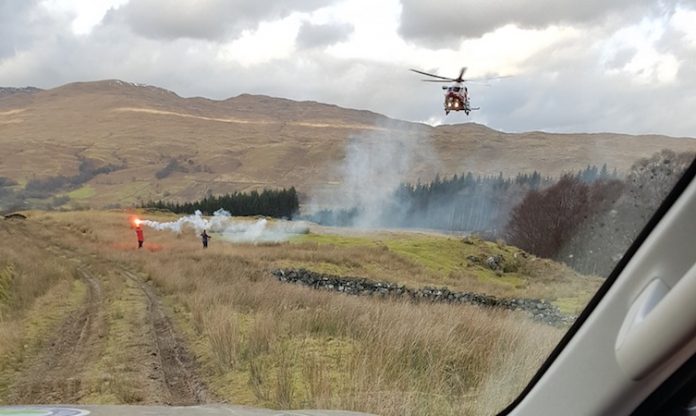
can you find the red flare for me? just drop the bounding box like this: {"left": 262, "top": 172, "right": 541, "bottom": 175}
{"left": 128, "top": 215, "right": 142, "bottom": 229}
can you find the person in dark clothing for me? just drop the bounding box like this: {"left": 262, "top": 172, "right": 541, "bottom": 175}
{"left": 200, "top": 230, "right": 211, "bottom": 248}
{"left": 135, "top": 226, "right": 144, "bottom": 249}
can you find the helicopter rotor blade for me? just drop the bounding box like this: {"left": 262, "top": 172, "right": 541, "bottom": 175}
{"left": 422, "top": 79, "right": 453, "bottom": 82}
{"left": 467, "top": 75, "right": 512, "bottom": 82}
{"left": 456, "top": 67, "right": 467, "bottom": 82}
{"left": 466, "top": 80, "right": 491, "bottom": 86}
{"left": 409, "top": 68, "right": 454, "bottom": 81}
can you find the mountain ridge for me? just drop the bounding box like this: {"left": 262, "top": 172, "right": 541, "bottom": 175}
{"left": 1, "top": 79, "right": 694, "bottom": 208}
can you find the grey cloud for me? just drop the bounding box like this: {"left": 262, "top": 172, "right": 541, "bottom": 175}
{"left": 296, "top": 22, "right": 353, "bottom": 49}
{"left": 604, "top": 47, "right": 636, "bottom": 70}
{"left": 107, "top": 0, "right": 331, "bottom": 41}
{"left": 470, "top": 30, "right": 696, "bottom": 137}
{"left": 1, "top": 1, "right": 694, "bottom": 139}
{"left": 3, "top": 24, "right": 694, "bottom": 138}
{"left": 0, "top": 0, "right": 60, "bottom": 61}
{"left": 398, "top": 0, "right": 678, "bottom": 45}
{"left": 655, "top": 17, "right": 696, "bottom": 60}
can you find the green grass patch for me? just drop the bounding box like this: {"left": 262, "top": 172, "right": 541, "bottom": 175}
{"left": 68, "top": 185, "right": 96, "bottom": 200}
{"left": 112, "top": 182, "right": 153, "bottom": 201}
{"left": 293, "top": 232, "right": 471, "bottom": 274}
{"left": 291, "top": 232, "right": 535, "bottom": 290}
{"left": 383, "top": 236, "right": 465, "bottom": 275}
{"left": 480, "top": 271, "right": 527, "bottom": 288}
{"left": 0, "top": 265, "right": 14, "bottom": 317}
{"left": 553, "top": 295, "right": 592, "bottom": 315}
{"left": 292, "top": 233, "right": 377, "bottom": 248}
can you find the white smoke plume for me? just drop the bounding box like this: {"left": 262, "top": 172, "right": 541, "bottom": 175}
{"left": 140, "top": 209, "right": 309, "bottom": 243}
{"left": 308, "top": 123, "right": 440, "bottom": 228}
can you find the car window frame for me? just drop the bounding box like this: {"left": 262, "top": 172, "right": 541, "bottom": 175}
{"left": 496, "top": 157, "right": 696, "bottom": 415}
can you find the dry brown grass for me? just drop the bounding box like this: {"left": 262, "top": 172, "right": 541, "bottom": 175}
{"left": 5, "top": 211, "right": 575, "bottom": 415}
{"left": 0, "top": 220, "right": 80, "bottom": 321}
{"left": 0, "top": 220, "right": 85, "bottom": 401}
{"left": 0, "top": 228, "right": 78, "bottom": 320}
{"left": 206, "top": 308, "right": 241, "bottom": 373}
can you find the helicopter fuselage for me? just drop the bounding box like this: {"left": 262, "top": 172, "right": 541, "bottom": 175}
{"left": 409, "top": 67, "right": 483, "bottom": 116}
{"left": 443, "top": 83, "right": 474, "bottom": 115}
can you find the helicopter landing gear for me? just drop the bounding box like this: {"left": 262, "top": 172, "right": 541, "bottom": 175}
{"left": 445, "top": 110, "right": 450, "bottom": 115}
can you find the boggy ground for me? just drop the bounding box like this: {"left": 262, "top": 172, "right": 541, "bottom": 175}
{"left": 0, "top": 210, "right": 602, "bottom": 416}
{"left": 0, "top": 216, "right": 208, "bottom": 406}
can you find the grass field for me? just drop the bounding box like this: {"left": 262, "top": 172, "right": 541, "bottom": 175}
{"left": 66, "top": 185, "right": 96, "bottom": 200}
{"left": 288, "top": 230, "right": 601, "bottom": 311}
{"left": 0, "top": 210, "right": 603, "bottom": 415}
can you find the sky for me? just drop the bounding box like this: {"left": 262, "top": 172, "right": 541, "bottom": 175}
{"left": 1, "top": 0, "right": 695, "bottom": 137}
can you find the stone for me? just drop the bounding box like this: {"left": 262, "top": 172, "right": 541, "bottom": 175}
{"left": 271, "top": 268, "right": 569, "bottom": 326}
{"left": 485, "top": 255, "right": 503, "bottom": 270}
{"left": 466, "top": 255, "right": 480, "bottom": 264}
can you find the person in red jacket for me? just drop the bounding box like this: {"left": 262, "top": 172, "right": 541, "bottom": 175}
{"left": 135, "top": 225, "right": 144, "bottom": 249}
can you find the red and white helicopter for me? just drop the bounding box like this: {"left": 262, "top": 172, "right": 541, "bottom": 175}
{"left": 410, "top": 67, "right": 503, "bottom": 115}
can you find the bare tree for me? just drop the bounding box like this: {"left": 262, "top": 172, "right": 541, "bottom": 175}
{"left": 507, "top": 175, "right": 594, "bottom": 258}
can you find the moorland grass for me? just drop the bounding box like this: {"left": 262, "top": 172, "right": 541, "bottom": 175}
{"left": 0, "top": 211, "right": 600, "bottom": 415}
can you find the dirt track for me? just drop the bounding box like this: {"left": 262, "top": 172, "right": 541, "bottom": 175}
{"left": 4, "top": 243, "right": 208, "bottom": 405}
{"left": 9, "top": 266, "right": 105, "bottom": 404}
{"left": 121, "top": 269, "right": 208, "bottom": 404}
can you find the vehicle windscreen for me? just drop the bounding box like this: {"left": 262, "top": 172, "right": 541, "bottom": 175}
{"left": 0, "top": 1, "right": 695, "bottom": 416}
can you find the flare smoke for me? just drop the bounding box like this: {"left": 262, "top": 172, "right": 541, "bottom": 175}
{"left": 308, "top": 122, "right": 440, "bottom": 228}
{"left": 140, "top": 209, "right": 309, "bottom": 243}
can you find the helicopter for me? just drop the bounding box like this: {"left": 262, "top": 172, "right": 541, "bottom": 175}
{"left": 410, "top": 67, "right": 483, "bottom": 115}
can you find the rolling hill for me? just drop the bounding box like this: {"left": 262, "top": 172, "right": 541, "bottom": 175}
{"left": 0, "top": 79, "right": 694, "bottom": 208}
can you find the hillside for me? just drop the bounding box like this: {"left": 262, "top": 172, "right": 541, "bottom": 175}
{"left": 0, "top": 210, "right": 587, "bottom": 413}
{"left": 1, "top": 79, "right": 695, "bottom": 208}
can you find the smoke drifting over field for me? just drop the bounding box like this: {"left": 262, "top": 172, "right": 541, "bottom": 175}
{"left": 308, "top": 125, "right": 440, "bottom": 228}
{"left": 306, "top": 124, "right": 526, "bottom": 234}
{"left": 141, "top": 209, "right": 309, "bottom": 243}
{"left": 305, "top": 125, "right": 626, "bottom": 236}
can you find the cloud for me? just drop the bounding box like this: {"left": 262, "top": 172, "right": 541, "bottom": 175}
{"left": 0, "top": 0, "right": 694, "bottom": 138}
{"left": 107, "top": 0, "right": 330, "bottom": 41}
{"left": 472, "top": 24, "right": 696, "bottom": 137}
{"left": 0, "top": 0, "right": 61, "bottom": 61}
{"left": 296, "top": 22, "right": 353, "bottom": 49}
{"left": 669, "top": 7, "right": 696, "bottom": 47}
{"left": 398, "top": 0, "right": 678, "bottom": 45}
{"left": 604, "top": 47, "right": 637, "bottom": 70}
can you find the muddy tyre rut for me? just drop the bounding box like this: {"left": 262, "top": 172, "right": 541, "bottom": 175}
{"left": 6, "top": 240, "right": 209, "bottom": 406}
{"left": 120, "top": 269, "right": 209, "bottom": 405}
{"left": 9, "top": 267, "right": 105, "bottom": 404}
